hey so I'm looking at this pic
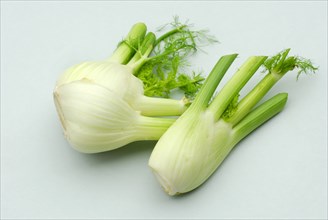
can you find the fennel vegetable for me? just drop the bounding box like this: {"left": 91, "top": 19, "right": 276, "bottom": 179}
{"left": 54, "top": 19, "right": 215, "bottom": 152}
{"left": 54, "top": 80, "right": 175, "bottom": 153}
{"left": 148, "top": 49, "right": 317, "bottom": 195}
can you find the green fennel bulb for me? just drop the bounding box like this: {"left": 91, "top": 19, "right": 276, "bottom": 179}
{"left": 149, "top": 49, "right": 317, "bottom": 195}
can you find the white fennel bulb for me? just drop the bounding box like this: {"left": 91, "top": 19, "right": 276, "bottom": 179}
{"left": 53, "top": 19, "right": 217, "bottom": 152}
{"left": 149, "top": 50, "right": 316, "bottom": 195}
{"left": 54, "top": 79, "right": 175, "bottom": 153}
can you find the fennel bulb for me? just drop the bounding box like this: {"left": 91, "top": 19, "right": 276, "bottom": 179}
{"left": 54, "top": 19, "right": 216, "bottom": 152}
{"left": 149, "top": 49, "right": 317, "bottom": 195}
{"left": 54, "top": 79, "right": 174, "bottom": 153}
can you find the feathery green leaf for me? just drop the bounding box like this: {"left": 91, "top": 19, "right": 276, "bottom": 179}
{"left": 263, "top": 48, "right": 318, "bottom": 79}
{"left": 136, "top": 16, "right": 217, "bottom": 99}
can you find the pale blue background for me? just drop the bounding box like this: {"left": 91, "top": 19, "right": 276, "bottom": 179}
{"left": 1, "top": 1, "right": 327, "bottom": 219}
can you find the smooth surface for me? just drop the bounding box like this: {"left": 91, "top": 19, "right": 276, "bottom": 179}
{"left": 1, "top": 1, "right": 327, "bottom": 219}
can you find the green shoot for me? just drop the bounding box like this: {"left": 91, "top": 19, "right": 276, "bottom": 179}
{"left": 108, "top": 23, "right": 147, "bottom": 64}
{"left": 224, "top": 48, "right": 318, "bottom": 126}
{"left": 127, "top": 32, "right": 157, "bottom": 73}
{"left": 208, "top": 56, "right": 268, "bottom": 121}
{"left": 231, "top": 93, "right": 288, "bottom": 146}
